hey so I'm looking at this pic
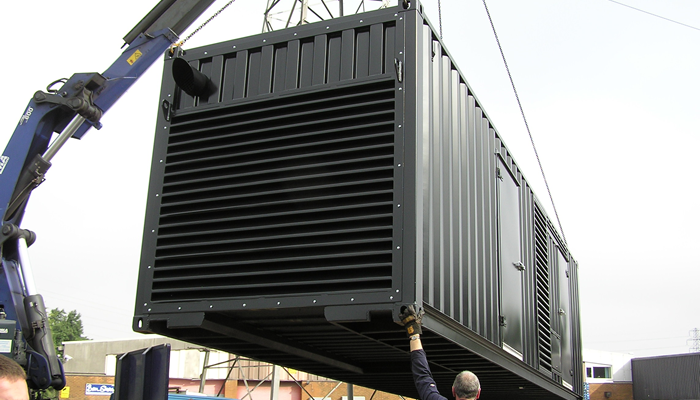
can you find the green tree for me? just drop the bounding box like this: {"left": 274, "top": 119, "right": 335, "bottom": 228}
{"left": 48, "top": 308, "right": 90, "bottom": 350}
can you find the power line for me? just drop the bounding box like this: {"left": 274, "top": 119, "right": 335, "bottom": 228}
{"left": 587, "top": 336, "right": 689, "bottom": 344}
{"left": 688, "top": 328, "right": 700, "bottom": 353}
{"left": 609, "top": 0, "right": 700, "bottom": 32}
{"left": 614, "top": 344, "right": 690, "bottom": 352}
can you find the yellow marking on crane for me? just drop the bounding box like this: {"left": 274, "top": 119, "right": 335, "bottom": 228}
{"left": 127, "top": 49, "right": 143, "bottom": 65}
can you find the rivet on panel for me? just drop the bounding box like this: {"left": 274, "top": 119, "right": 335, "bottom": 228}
{"left": 313, "top": 300, "right": 317, "bottom": 303}
{"left": 397, "top": 204, "right": 401, "bottom": 208}
{"left": 178, "top": 307, "right": 182, "bottom": 310}
{"left": 243, "top": 303, "right": 247, "bottom": 307}
{"left": 351, "top": 298, "right": 355, "bottom": 302}
{"left": 398, "top": 163, "right": 402, "bottom": 167}
{"left": 210, "top": 305, "right": 213, "bottom": 308}
{"left": 398, "top": 87, "right": 402, "bottom": 91}
{"left": 155, "top": 194, "right": 159, "bottom": 197}
{"left": 148, "top": 308, "right": 151, "bottom": 312}
{"left": 360, "top": 20, "right": 363, "bottom": 23}
{"left": 148, "top": 265, "right": 151, "bottom": 269}
{"left": 144, "top": 303, "right": 148, "bottom": 306}
{"left": 396, "top": 289, "right": 400, "bottom": 293}
{"left": 263, "top": 39, "right": 267, "bottom": 43}
{"left": 397, "top": 246, "right": 401, "bottom": 250}
{"left": 294, "top": 33, "right": 297, "bottom": 36}
{"left": 390, "top": 296, "right": 394, "bottom": 300}
{"left": 399, "top": 51, "right": 403, "bottom": 55}
{"left": 326, "top": 26, "right": 330, "bottom": 30}
{"left": 398, "top": 124, "right": 402, "bottom": 128}
{"left": 204, "top": 52, "right": 208, "bottom": 55}
{"left": 151, "top": 230, "right": 155, "bottom": 233}
{"left": 233, "top": 45, "right": 237, "bottom": 48}
{"left": 277, "top": 301, "right": 281, "bottom": 305}
{"left": 159, "top": 160, "right": 163, "bottom": 163}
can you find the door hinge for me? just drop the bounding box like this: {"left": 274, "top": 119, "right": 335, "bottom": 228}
{"left": 499, "top": 315, "right": 507, "bottom": 327}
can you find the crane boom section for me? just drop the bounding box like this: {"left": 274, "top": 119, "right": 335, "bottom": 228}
{"left": 0, "top": 0, "right": 218, "bottom": 391}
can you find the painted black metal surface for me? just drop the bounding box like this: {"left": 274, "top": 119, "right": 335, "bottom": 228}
{"left": 632, "top": 353, "right": 700, "bottom": 400}
{"left": 113, "top": 344, "right": 171, "bottom": 400}
{"left": 135, "top": 2, "right": 582, "bottom": 400}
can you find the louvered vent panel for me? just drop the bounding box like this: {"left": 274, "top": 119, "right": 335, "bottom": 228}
{"left": 150, "top": 79, "right": 397, "bottom": 302}
{"left": 534, "top": 204, "right": 553, "bottom": 372}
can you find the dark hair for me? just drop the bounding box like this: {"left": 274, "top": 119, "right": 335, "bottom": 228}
{"left": 0, "top": 355, "right": 26, "bottom": 381}
{"left": 453, "top": 370, "right": 480, "bottom": 400}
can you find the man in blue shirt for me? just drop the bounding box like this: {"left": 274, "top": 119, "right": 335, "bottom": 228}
{"left": 400, "top": 306, "right": 481, "bottom": 400}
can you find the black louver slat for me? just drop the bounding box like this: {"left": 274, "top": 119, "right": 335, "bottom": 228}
{"left": 150, "top": 79, "right": 396, "bottom": 302}
{"left": 535, "top": 204, "right": 553, "bottom": 372}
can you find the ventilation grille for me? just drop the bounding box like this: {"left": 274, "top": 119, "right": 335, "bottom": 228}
{"left": 534, "top": 203, "right": 553, "bottom": 372}
{"left": 150, "top": 79, "right": 397, "bottom": 302}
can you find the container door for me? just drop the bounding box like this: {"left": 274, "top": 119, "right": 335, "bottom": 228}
{"left": 557, "top": 248, "right": 573, "bottom": 389}
{"left": 497, "top": 161, "right": 523, "bottom": 359}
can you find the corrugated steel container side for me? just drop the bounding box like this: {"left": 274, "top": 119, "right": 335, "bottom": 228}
{"left": 403, "top": 8, "right": 583, "bottom": 394}
{"left": 133, "top": 2, "right": 582, "bottom": 399}
{"left": 632, "top": 353, "right": 700, "bottom": 399}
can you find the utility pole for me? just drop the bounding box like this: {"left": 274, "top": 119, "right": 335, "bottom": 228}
{"left": 688, "top": 328, "right": 700, "bottom": 353}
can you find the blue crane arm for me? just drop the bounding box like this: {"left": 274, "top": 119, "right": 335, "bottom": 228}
{"left": 0, "top": 0, "right": 217, "bottom": 391}
{"left": 0, "top": 29, "right": 177, "bottom": 224}
{"left": 1, "top": 0, "right": 217, "bottom": 224}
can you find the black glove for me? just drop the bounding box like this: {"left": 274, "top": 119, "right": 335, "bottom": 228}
{"left": 399, "top": 305, "right": 424, "bottom": 337}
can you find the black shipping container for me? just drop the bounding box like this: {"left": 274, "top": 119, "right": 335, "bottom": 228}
{"left": 134, "top": 2, "right": 582, "bottom": 399}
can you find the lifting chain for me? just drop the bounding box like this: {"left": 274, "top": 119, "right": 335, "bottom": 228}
{"left": 437, "top": 0, "right": 443, "bottom": 39}
{"left": 172, "top": 0, "right": 238, "bottom": 51}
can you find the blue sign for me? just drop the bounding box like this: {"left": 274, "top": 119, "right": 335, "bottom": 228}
{"left": 85, "top": 383, "right": 115, "bottom": 396}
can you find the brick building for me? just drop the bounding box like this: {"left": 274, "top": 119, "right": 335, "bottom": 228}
{"left": 60, "top": 337, "right": 409, "bottom": 400}
{"left": 583, "top": 349, "right": 633, "bottom": 400}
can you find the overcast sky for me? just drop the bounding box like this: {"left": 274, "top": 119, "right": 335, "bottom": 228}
{"left": 1, "top": 0, "right": 698, "bottom": 359}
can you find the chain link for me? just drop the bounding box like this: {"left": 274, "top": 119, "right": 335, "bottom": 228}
{"left": 174, "top": 0, "right": 238, "bottom": 48}
{"left": 437, "top": 0, "right": 443, "bottom": 39}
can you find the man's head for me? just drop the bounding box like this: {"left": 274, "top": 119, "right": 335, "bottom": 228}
{"left": 452, "top": 370, "right": 480, "bottom": 400}
{"left": 0, "top": 355, "right": 29, "bottom": 400}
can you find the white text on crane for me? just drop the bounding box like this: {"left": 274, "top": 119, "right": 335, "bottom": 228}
{"left": 19, "top": 106, "right": 34, "bottom": 126}
{"left": 0, "top": 155, "right": 8, "bottom": 175}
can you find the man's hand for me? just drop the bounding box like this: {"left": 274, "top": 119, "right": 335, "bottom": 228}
{"left": 399, "top": 305, "right": 424, "bottom": 337}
